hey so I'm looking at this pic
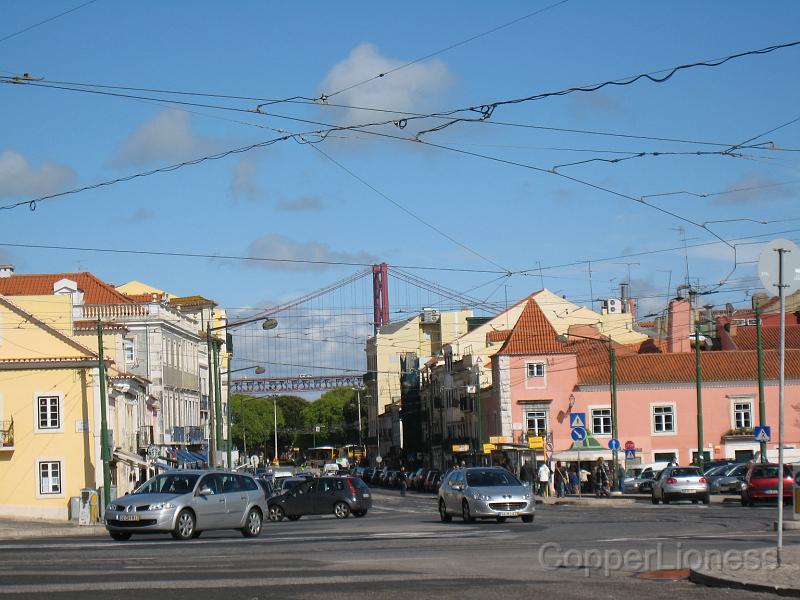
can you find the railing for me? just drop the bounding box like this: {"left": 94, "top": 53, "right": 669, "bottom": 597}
{"left": 172, "top": 426, "right": 185, "bottom": 444}
{"left": 137, "top": 426, "right": 153, "bottom": 448}
{"left": 187, "top": 426, "right": 204, "bottom": 445}
{"left": 80, "top": 304, "right": 148, "bottom": 318}
{"left": 0, "top": 419, "right": 13, "bottom": 449}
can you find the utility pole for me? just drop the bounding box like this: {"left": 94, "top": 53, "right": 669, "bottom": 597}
{"left": 212, "top": 341, "right": 223, "bottom": 467}
{"left": 609, "top": 344, "right": 618, "bottom": 488}
{"left": 474, "top": 366, "right": 483, "bottom": 453}
{"left": 97, "top": 320, "right": 111, "bottom": 510}
{"left": 356, "top": 388, "right": 363, "bottom": 450}
{"left": 226, "top": 370, "right": 232, "bottom": 469}
{"left": 273, "top": 396, "right": 279, "bottom": 465}
{"left": 776, "top": 247, "right": 788, "bottom": 566}
{"left": 756, "top": 304, "right": 767, "bottom": 462}
{"left": 695, "top": 326, "right": 704, "bottom": 470}
{"left": 206, "top": 329, "right": 216, "bottom": 468}
{"left": 241, "top": 395, "right": 247, "bottom": 459}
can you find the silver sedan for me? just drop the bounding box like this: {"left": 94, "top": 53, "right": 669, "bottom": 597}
{"left": 651, "top": 466, "right": 710, "bottom": 504}
{"left": 105, "top": 470, "right": 268, "bottom": 541}
{"left": 438, "top": 467, "right": 535, "bottom": 523}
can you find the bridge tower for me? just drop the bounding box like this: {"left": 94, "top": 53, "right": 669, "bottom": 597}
{"left": 372, "top": 262, "right": 389, "bottom": 334}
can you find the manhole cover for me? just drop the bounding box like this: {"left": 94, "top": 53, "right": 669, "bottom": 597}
{"left": 636, "top": 568, "right": 690, "bottom": 581}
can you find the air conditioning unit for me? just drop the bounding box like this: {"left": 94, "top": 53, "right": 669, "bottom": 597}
{"left": 605, "top": 298, "right": 622, "bottom": 314}
{"left": 420, "top": 308, "right": 440, "bottom": 324}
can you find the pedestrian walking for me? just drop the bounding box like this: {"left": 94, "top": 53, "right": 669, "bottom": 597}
{"left": 554, "top": 461, "right": 568, "bottom": 498}
{"left": 594, "top": 457, "right": 611, "bottom": 497}
{"left": 537, "top": 461, "right": 551, "bottom": 497}
{"left": 399, "top": 466, "right": 407, "bottom": 497}
{"left": 569, "top": 466, "right": 580, "bottom": 495}
{"left": 520, "top": 460, "right": 535, "bottom": 486}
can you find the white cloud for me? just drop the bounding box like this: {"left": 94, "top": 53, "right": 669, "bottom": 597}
{"left": 0, "top": 150, "right": 75, "bottom": 198}
{"left": 230, "top": 154, "right": 261, "bottom": 201}
{"left": 122, "top": 208, "right": 154, "bottom": 223}
{"left": 114, "top": 109, "right": 218, "bottom": 167}
{"left": 711, "top": 173, "right": 798, "bottom": 205}
{"left": 275, "top": 196, "right": 323, "bottom": 212}
{"left": 245, "top": 234, "right": 377, "bottom": 271}
{"left": 569, "top": 91, "right": 625, "bottom": 118}
{"left": 318, "top": 42, "right": 453, "bottom": 125}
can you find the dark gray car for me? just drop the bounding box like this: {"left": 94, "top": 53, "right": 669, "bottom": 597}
{"left": 268, "top": 476, "right": 372, "bottom": 520}
{"left": 105, "top": 470, "right": 268, "bottom": 541}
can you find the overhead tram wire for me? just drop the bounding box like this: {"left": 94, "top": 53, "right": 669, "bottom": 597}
{"left": 322, "top": 0, "right": 570, "bottom": 98}
{"left": 0, "top": 0, "right": 100, "bottom": 45}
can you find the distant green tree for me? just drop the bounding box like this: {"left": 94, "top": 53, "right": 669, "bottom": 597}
{"left": 230, "top": 394, "right": 285, "bottom": 459}
{"left": 302, "top": 387, "right": 366, "bottom": 446}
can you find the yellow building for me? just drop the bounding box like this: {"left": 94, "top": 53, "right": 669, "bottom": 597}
{"left": 0, "top": 294, "right": 104, "bottom": 520}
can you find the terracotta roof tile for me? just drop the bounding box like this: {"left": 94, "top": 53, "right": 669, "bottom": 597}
{"left": 731, "top": 327, "right": 800, "bottom": 350}
{"left": 486, "top": 330, "right": 511, "bottom": 343}
{"left": 0, "top": 272, "right": 133, "bottom": 305}
{"left": 170, "top": 295, "right": 216, "bottom": 307}
{"left": 577, "top": 349, "right": 800, "bottom": 385}
{"left": 497, "top": 298, "right": 566, "bottom": 355}
{"left": 124, "top": 293, "right": 163, "bottom": 303}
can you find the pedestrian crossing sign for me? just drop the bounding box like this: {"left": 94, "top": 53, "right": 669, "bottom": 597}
{"left": 754, "top": 426, "right": 771, "bottom": 443}
{"left": 569, "top": 413, "right": 586, "bottom": 429}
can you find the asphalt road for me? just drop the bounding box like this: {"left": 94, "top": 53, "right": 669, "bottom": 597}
{"left": 0, "top": 490, "right": 795, "bottom": 599}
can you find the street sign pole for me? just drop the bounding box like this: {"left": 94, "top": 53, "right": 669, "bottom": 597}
{"left": 777, "top": 247, "right": 786, "bottom": 565}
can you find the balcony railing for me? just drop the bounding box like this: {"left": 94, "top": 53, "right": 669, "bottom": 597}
{"left": 0, "top": 419, "right": 13, "bottom": 450}
{"left": 173, "top": 426, "right": 185, "bottom": 444}
{"left": 187, "top": 426, "right": 204, "bottom": 445}
{"left": 137, "top": 426, "right": 153, "bottom": 448}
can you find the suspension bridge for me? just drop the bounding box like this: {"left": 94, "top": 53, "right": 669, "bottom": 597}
{"left": 229, "top": 263, "right": 507, "bottom": 395}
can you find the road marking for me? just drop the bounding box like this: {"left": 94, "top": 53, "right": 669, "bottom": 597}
{"left": 598, "top": 531, "right": 786, "bottom": 543}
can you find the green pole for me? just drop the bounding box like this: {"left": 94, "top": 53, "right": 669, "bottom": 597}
{"left": 206, "top": 329, "right": 216, "bottom": 468}
{"left": 695, "top": 326, "right": 704, "bottom": 470}
{"left": 226, "top": 371, "right": 232, "bottom": 469}
{"left": 756, "top": 305, "right": 767, "bottom": 462}
{"left": 213, "top": 341, "right": 223, "bottom": 467}
{"left": 609, "top": 344, "right": 619, "bottom": 489}
{"left": 97, "top": 320, "right": 111, "bottom": 511}
{"left": 475, "top": 367, "right": 482, "bottom": 455}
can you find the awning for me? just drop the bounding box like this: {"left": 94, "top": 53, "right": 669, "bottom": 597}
{"left": 153, "top": 460, "right": 172, "bottom": 470}
{"left": 113, "top": 448, "right": 148, "bottom": 468}
{"left": 176, "top": 450, "right": 205, "bottom": 465}
{"left": 189, "top": 452, "right": 208, "bottom": 463}
{"left": 551, "top": 434, "right": 613, "bottom": 462}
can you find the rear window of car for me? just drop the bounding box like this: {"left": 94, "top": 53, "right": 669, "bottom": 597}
{"left": 751, "top": 465, "right": 792, "bottom": 479}
{"left": 671, "top": 468, "right": 701, "bottom": 477}
{"left": 466, "top": 469, "right": 521, "bottom": 487}
{"left": 349, "top": 477, "right": 368, "bottom": 489}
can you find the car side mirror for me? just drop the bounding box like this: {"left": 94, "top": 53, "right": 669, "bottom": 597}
{"left": 198, "top": 486, "right": 213, "bottom": 496}
{"left": 453, "top": 483, "right": 463, "bottom": 491}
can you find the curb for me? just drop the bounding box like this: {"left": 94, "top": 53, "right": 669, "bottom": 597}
{"left": 689, "top": 568, "right": 800, "bottom": 597}
{"left": 0, "top": 525, "right": 105, "bottom": 541}
{"left": 552, "top": 498, "right": 637, "bottom": 506}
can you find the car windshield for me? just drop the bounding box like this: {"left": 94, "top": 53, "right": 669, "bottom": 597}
{"left": 466, "top": 469, "right": 521, "bottom": 487}
{"left": 641, "top": 471, "right": 657, "bottom": 480}
{"left": 135, "top": 473, "right": 199, "bottom": 495}
{"left": 705, "top": 465, "right": 729, "bottom": 476}
{"left": 625, "top": 468, "right": 643, "bottom": 478}
{"left": 752, "top": 465, "right": 792, "bottom": 479}
{"left": 671, "top": 468, "right": 701, "bottom": 477}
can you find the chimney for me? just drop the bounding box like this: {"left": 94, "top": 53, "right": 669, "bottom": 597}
{"left": 0, "top": 265, "right": 14, "bottom": 278}
{"left": 620, "top": 283, "right": 629, "bottom": 313}
{"left": 666, "top": 298, "right": 691, "bottom": 353}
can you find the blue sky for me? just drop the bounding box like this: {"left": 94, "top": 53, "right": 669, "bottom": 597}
{"left": 1, "top": 0, "right": 799, "bottom": 334}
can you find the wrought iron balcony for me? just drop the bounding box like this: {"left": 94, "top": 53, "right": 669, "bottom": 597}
{"left": 187, "top": 426, "right": 204, "bottom": 445}
{"left": 172, "top": 426, "right": 185, "bottom": 444}
{"left": 137, "top": 426, "right": 154, "bottom": 448}
{"left": 0, "top": 419, "right": 13, "bottom": 451}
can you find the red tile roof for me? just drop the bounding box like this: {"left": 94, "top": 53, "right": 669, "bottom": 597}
{"left": 170, "top": 295, "right": 216, "bottom": 307}
{"left": 497, "top": 298, "right": 567, "bottom": 355}
{"left": 486, "top": 330, "right": 511, "bottom": 343}
{"left": 577, "top": 349, "right": 800, "bottom": 385}
{"left": 123, "top": 293, "right": 164, "bottom": 303}
{"left": 0, "top": 272, "right": 133, "bottom": 305}
{"left": 731, "top": 327, "right": 800, "bottom": 350}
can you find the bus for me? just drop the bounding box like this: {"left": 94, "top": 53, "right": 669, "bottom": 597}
{"left": 305, "top": 446, "right": 336, "bottom": 470}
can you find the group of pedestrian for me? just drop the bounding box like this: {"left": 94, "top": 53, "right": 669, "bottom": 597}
{"left": 518, "top": 457, "right": 616, "bottom": 497}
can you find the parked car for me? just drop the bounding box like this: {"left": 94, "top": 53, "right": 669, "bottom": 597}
{"left": 709, "top": 463, "right": 747, "bottom": 494}
{"left": 412, "top": 468, "right": 430, "bottom": 491}
{"left": 423, "top": 470, "right": 441, "bottom": 492}
{"left": 702, "top": 459, "right": 736, "bottom": 475}
{"left": 438, "top": 467, "right": 534, "bottom": 523}
{"left": 741, "top": 463, "right": 795, "bottom": 506}
{"left": 386, "top": 470, "right": 401, "bottom": 487}
{"left": 268, "top": 476, "right": 372, "bottom": 520}
{"left": 651, "top": 466, "right": 710, "bottom": 504}
{"left": 406, "top": 468, "right": 422, "bottom": 490}
{"left": 623, "top": 469, "right": 659, "bottom": 493}
{"left": 105, "top": 470, "right": 267, "bottom": 541}
{"left": 638, "top": 470, "right": 662, "bottom": 494}
{"left": 622, "top": 462, "right": 669, "bottom": 491}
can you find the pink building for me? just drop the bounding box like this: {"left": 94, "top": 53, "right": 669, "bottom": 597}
{"left": 487, "top": 297, "right": 800, "bottom": 466}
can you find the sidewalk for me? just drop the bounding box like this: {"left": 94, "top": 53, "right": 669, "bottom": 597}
{"left": 690, "top": 545, "right": 800, "bottom": 597}
{"left": 0, "top": 518, "right": 105, "bottom": 540}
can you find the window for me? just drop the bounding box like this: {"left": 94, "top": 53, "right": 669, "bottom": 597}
{"left": 591, "top": 408, "right": 612, "bottom": 435}
{"left": 654, "top": 452, "right": 675, "bottom": 462}
{"left": 652, "top": 405, "right": 675, "bottom": 433}
{"left": 526, "top": 410, "right": 548, "bottom": 436}
{"left": 691, "top": 451, "right": 711, "bottom": 464}
{"left": 37, "top": 396, "right": 60, "bottom": 430}
{"left": 734, "top": 450, "right": 754, "bottom": 463}
{"left": 734, "top": 402, "right": 752, "bottom": 429}
{"left": 527, "top": 363, "right": 545, "bottom": 378}
{"left": 123, "top": 340, "right": 135, "bottom": 365}
{"left": 38, "top": 461, "right": 62, "bottom": 495}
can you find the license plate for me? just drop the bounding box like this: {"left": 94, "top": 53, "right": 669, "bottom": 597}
{"left": 681, "top": 489, "right": 696, "bottom": 493}
{"left": 117, "top": 514, "right": 140, "bottom": 522}
{"left": 765, "top": 490, "right": 778, "bottom": 495}
{"left": 498, "top": 511, "right": 519, "bottom": 517}
{"left": 363, "top": 493, "right": 370, "bottom": 498}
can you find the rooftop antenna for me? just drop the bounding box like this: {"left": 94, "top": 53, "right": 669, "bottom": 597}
{"left": 670, "top": 226, "right": 691, "bottom": 286}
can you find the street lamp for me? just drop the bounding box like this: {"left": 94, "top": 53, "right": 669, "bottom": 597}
{"left": 556, "top": 332, "right": 619, "bottom": 489}
{"left": 206, "top": 315, "right": 277, "bottom": 468}
{"left": 221, "top": 365, "right": 265, "bottom": 466}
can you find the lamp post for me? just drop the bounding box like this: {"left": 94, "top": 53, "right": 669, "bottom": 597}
{"left": 556, "top": 332, "right": 619, "bottom": 489}
{"left": 221, "top": 365, "right": 265, "bottom": 468}
{"left": 272, "top": 395, "right": 279, "bottom": 466}
{"left": 206, "top": 315, "right": 277, "bottom": 468}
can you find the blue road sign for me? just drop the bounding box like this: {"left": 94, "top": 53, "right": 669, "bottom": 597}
{"left": 608, "top": 438, "right": 620, "bottom": 450}
{"left": 569, "top": 413, "right": 587, "bottom": 429}
{"left": 571, "top": 427, "right": 587, "bottom": 442}
{"left": 754, "top": 426, "right": 771, "bottom": 443}
{"left": 624, "top": 448, "right": 636, "bottom": 460}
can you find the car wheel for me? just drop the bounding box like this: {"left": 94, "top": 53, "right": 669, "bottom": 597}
{"left": 241, "top": 508, "right": 262, "bottom": 538}
{"left": 110, "top": 532, "right": 131, "bottom": 541}
{"left": 334, "top": 501, "right": 350, "bottom": 519}
{"left": 287, "top": 515, "right": 301, "bottom": 521}
{"left": 651, "top": 495, "right": 659, "bottom": 505}
{"left": 462, "top": 500, "right": 475, "bottom": 523}
{"left": 192, "top": 530, "right": 202, "bottom": 539}
{"left": 439, "top": 499, "right": 452, "bottom": 523}
{"left": 496, "top": 517, "right": 507, "bottom": 523}
{"left": 171, "top": 509, "right": 195, "bottom": 541}
{"left": 521, "top": 514, "right": 534, "bottom": 523}
{"left": 692, "top": 499, "right": 698, "bottom": 504}
{"left": 269, "top": 505, "right": 285, "bottom": 522}
{"left": 702, "top": 495, "right": 710, "bottom": 505}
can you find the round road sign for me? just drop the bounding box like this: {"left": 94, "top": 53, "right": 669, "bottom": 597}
{"left": 608, "top": 438, "right": 620, "bottom": 451}
{"left": 375, "top": 456, "right": 383, "bottom": 464}
{"left": 624, "top": 440, "right": 635, "bottom": 451}
{"left": 758, "top": 239, "right": 800, "bottom": 294}
{"left": 571, "top": 427, "right": 587, "bottom": 442}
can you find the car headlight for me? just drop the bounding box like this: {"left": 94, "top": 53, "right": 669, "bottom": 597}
{"left": 522, "top": 492, "right": 533, "bottom": 500}
{"left": 108, "top": 504, "right": 119, "bottom": 512}
{"left": 470, "top": 490, "right": 492, "bottom": 501}
{"left": 148, "top": 502, "right": 176, "bottom": 511}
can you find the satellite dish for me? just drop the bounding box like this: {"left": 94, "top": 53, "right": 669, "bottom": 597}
{"left": 758, "top": 239, "right": 800, "bottom": 295}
